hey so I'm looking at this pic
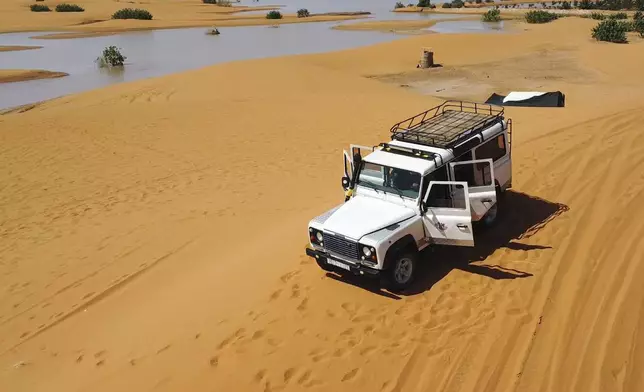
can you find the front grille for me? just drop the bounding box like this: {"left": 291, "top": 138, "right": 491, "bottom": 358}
{"left": 323, "top": 232, "right": 359, "bottom": 260}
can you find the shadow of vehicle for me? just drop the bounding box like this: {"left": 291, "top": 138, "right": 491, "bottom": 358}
{"left": 327, "top": 190, "right": 569, "bottom": 298}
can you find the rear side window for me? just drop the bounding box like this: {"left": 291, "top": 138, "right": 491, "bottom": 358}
{"left": 475, "top": 134, "right": 506, "bottom": 161}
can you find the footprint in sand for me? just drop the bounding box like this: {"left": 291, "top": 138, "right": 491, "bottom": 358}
{"left": 283, "top": 367, "right": 296, "bottom": 383}
{"left": 209, "top": 356, "right": 219, "bottom": 368}
{"left": 252, "top": 330, "right": 266, "bottom": 340}
{"left": 269, "top": 289, "right": 282, "bottom": 301}
{"left": 298, "top": 370, "right": 312, "bottom": 384}
{"left": 297, "top": 298, "right": 308, "bottom": 312}
{"left": 341, "top": 368, "right": 360, "bottom": 382}
{"left": 291, "top": 284, "right": 301, "bottom": 299}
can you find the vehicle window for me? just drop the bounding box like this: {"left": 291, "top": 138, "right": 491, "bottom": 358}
{"left": 426, "top": 183, "right": 466, "bottom": 209}
{"left": 357, "top": 162, "right": 421, "bottom": 199}
{"left": 475, "top": 134, "right": 506, "bottom": 161}
{"left": 453, "top": 161, "right": 492, "bottom": 187}
{"left": 421, "top": 166, "right": 448, "bottom": 199}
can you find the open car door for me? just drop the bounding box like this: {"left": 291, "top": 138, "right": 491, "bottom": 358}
{"left": 422, "top": 181, "right": 474, "bottom": 247}
{"left": 448, "top": 158, "right": 496, "bottom": 221}
{"left": 343, "top": 144, "right": 376, "bottom": 180}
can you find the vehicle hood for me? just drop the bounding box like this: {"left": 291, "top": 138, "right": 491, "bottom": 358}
{"left": 322, "top": 196, "right": 416, "bottom": 240}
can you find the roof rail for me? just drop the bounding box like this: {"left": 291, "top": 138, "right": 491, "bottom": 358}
{"left": 390, "top": 100, "right": 504, "bottom": 149}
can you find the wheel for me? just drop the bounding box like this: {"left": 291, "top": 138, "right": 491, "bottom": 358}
{"left": 387, "top": 251, "right": 418, "bottom": 292}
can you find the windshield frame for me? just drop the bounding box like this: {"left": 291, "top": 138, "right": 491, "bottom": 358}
{"left": 356, "top": 160, "right": 423, "bottom": 201}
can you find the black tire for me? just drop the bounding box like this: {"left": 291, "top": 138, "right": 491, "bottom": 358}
{"left": 387, "top": 251, "right": 418, "bottom": 292}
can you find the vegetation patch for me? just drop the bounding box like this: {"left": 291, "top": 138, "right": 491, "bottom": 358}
{"left": 55, "top": 3, "right": 84, "bottom": 12}
{"left": 482, "top": 9, "right": 501, "bottom": 22}
{"left": 266, "top": 10, "right": 282, "bottom": 19}
{"left": 608, "top": 12, "right": 628, "bottom": 19}
{"left": 525, "top": 10, "right": 559, "bottom": 24}
{"left": 297, "top": 8, "right": 310, "bottom": 17}
{"left": 112, "top": 8, "right": 153, "bottom": 20}
{"left": 96, "top": 46, "right": 126, "bottom": 67}
{"left": 30, "top": 4, "right": 51, "bottom": 12}
{"left": 592, "top": 19, "right": 628, "bottom": 42}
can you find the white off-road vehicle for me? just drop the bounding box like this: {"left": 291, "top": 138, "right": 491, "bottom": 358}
{"left": 305, "top": 101, "right": 513, "bottom": 291}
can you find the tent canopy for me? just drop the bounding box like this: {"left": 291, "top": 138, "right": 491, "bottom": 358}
{"left": 485, "top": 91, "right": 565, "bottom": 107}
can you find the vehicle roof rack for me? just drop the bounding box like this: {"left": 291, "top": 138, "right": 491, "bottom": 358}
{"left": 378, "top": 142, "right": 439, "bottom": 160}
{"left": 390, "top": 101, "right": 504, "bottom": 149}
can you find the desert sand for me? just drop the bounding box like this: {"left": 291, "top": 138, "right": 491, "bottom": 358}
{"left": 0, "top": 69, "right": 68, "bottom": 83}
{"left": 1, "top": 15, "right": 644, "bottom": 392}
{"left": 0, "top": 0, "right": 364, "bottom": 34}
{"left": 0, "top": 45, "right": 42, "bottom": 52}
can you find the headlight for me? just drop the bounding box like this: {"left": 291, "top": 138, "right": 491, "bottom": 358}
{"left": 309, "top": 227, "right": 323, "bottom": 245}
{"left": 362, "top": 246, "right": 372, "bottom": 257}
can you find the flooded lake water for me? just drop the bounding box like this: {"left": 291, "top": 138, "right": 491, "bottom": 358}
{"left": 0, "top": 0, "right": 504, "bottom": 109}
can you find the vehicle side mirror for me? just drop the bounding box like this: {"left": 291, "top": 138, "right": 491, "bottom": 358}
{"left": 420, "top": 201, "right": 427, "bottom": 213}
{"left": 342, "top": 176, "right": 350, "bottom": 190}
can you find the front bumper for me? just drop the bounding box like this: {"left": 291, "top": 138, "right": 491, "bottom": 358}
{"left": 305, "top": 247, "right": 381, "bottom": 277}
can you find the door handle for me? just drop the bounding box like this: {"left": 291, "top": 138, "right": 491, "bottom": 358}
{"left": 482, "top": 199, "right": 493, "bottom": 203}
{"left": 456, "top": 224, "right": 469, "bottom": 229}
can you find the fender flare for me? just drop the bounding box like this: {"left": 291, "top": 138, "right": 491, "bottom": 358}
{"left": 383, "top": 234, "right": 419, "bottom": 270}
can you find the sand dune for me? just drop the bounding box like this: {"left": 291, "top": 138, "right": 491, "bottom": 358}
{"left": 0, "top": 45, "right": 42, "bottom": 52}
{"left": 0, "top": 69, "right": 68, "bottom": 83}
{"left": 0, "top": 0, "right": 362, "bottom": 34}
{"left": 1, "top": 17, "right": 644, "bottom": 392}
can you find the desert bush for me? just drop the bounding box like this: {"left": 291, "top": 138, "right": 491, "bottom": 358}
{"left": 30, "top": 4, "right": 51, "bottom": 11}
{"left": 525, "top": 10, "right": 559, "bottom": 23}
{"left": 417, "top": 0, "right": 431, "bottom": 6}
{"left": 485, "top": 0, "right": 494, "bottom": 3}
{"left": 608, "top": 12, "right": 628, "bottom": 19}
{"left": 590, "top": 12, "right": 606, "bottom": 19}
{"left": 634, "top": 18, "right": 644, "bottom": 35}
{"left": 112, "top": 8, "right": 153, "bottom": 20}
{"left": 442, "top": 2, "right": 452, "bottom": 7}
{"left": 217, "top": 0, "right": 232, "bottom": 6}
{"left": 579, "top": 0, "right": 595, "bottom": 8}
{"left": 96, "top": 46, "right": 126, "bottom": 67}
{"left": 592, "top": 19, "right": 628, "bottom": 42}
{"left": 482, "top": 9, "right": 501, "bottom": 22}
{"left": 560, "top": 1, "right": 572, "bottom": 9}
{"left": 266, "top": 10, "right": 282, "bottom": 19}
{"left": 395, "top": 1, "right": 405, "bottom": 8}
{"left": 55, "top": 3, "right": 84, "bottom": 12}
{"left": 206, "top": 27, "right": 220, "bottom": 35}
{"left": 297, "top": 8, "right": 310, "bottom": 17}
{"left": 202, "top": 0, "right": 217, "bottom": 3}
{"left": 451, "top": 0, "right": 465, "bottom": 7}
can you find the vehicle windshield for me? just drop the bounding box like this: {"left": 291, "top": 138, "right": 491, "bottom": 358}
{"left": 357, "top": 162, "right": 421, "bottom": 199}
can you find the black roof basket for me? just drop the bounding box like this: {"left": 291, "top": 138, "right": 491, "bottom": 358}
{"left": 390, "top": 101, "right": 504, "bottom": 149}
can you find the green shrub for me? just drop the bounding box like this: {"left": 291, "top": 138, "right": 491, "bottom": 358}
{"left": 592, "top": 19, "right": 628, "bottom": 42}
{"left": 608, "top": 12, "right": 628, "bottom": 19}
{"left": 395, "top": 1, "right": 405, "bottom": 8}
{"left": 112, "top": 8, "right": 153, "bottom": 20}
{"left": 417, "top": 0, "right": 431, "bottom": 6}
{"left": 266, "top": 10, "right": 282, "bottom": 19}
{"left": 485, "top": 0, "right": 494, "bottom": 3}
{"left": 525, "top": 10, "right": 559, "bottom": 23}
{"left": 442, "top": 2, "right": 452, "bottom": 7}
{"left": 579, "top": 0, "right": 594, "bottom": 8}
{"left": 96, "top": 46, "right": 126, "bottom": 67}
{"left": 451, "top": 0, "right": 465, "bottom": 7}
{"left": 482, "top": 9, "right": 501, "bottom": 22}
{"left": 297, "top": 8, "right": 310, "bottom": 17}
{"left": 560, "top": 1, "right": 571, "bottom": 9}
{"left": 55, "top": 3, "right": 84, "bottom": 12}
{"left": 217, "top": 0, "right": 232, "bottom": 6}
{"left": 634, "top": 18, "right": 644, "bottom": 36}
{"left": 202, "top": 0, "right": 217, "bottom": 3}
{"left": 590, "top": 12, "right": 606, "bottom": 19}
{"left": 30, "top": 4, "right": 51, "bottom": 11}
{"left": 635, "top": 11, "right": 643, "bottom": 20}
{"left": 206, "top": 27, "right": 220, "bottom": 35}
